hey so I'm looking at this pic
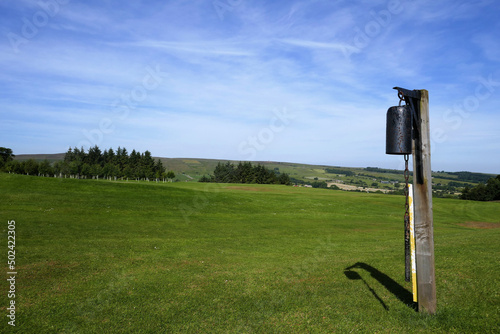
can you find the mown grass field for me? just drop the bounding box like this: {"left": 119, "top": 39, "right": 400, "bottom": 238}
{"left": 1, "top": 173, "right": 499, "bottom": 333}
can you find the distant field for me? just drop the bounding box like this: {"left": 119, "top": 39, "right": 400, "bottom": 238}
{"left": 13, "top": 154, "right": 494, "bottom": 194}
{"left": 1, "top": 173, "right": 499, "bottom": 333}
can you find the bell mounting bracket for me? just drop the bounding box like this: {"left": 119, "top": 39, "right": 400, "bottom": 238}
{"left": 393, "top": 87, "right": 424, "bottom": 184}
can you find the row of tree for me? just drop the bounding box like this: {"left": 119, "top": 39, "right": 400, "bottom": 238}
{"left": 0, "top": 147, "right": 15, "bottom": 169}
{"left": 325, "top": 167, "right": 355, "bottom": 176}
{"left": 443, "top": 171, "right": 493, "bottom": 183}
{"left": 199, "top": 162, "right": 291, "bottom": 185}
{"left": 0, "top": 146, "right": 175, "bottom": 181}
{"left": 460, "top": 175, "right": 500, "bottom": 201}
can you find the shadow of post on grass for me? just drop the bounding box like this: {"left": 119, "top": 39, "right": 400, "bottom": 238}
{"left": 344, "top": 262, "right": 417, "bottom": 311}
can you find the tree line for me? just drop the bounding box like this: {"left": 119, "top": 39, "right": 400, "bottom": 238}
{"left": 325, "top": 167, "right": 355, "bottom": 176}
{"left": 199, "top": 161, "right": 291, "bottom": 185}
{"left": 444, "top": 171, "right": 493, "bottom": 183}
{"left": 0, "top": 146, "right": 175, "bottom": 181}
{"left": 364, "top": 167, "right": 406, "bottom": 175}
{"left": 460, "top": 175, "right": 500, "bottom": 201}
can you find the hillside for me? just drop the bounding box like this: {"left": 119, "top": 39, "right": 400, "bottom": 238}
{"left": 14, "top": 153, "right": 495, "bottom": 196}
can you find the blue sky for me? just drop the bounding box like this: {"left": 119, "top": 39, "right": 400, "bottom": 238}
{"left": 1, "top": 0, "right": 499, "bottom": 173}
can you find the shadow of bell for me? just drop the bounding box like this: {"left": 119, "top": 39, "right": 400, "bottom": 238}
{"left": 344, "top": 270, "right": 362, "bottom": 280}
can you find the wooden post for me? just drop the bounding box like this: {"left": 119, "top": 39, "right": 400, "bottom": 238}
{"left": 412, "top": 90, "right": 437, "bottom": 314}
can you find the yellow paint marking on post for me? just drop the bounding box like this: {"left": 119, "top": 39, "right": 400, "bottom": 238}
{"left": 409, "top": 184, "right": 417, "bottom": 302}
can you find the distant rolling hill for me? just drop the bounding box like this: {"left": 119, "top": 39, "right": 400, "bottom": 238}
{"left": 13, "top": 154, "right": 495, "bottom": 192}
{"left": 14, "top": 154, "right": 331, "bottom": 182}
{"left": 15, "top": 153, "right": 66, "bottom": 163}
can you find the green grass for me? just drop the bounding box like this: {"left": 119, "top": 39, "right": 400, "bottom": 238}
{"left": 1, "top": 173, "right": 499, "bottom": 333}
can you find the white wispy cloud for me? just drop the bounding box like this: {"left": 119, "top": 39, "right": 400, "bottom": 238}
{"left": 128, "top": 40, "right": 255, "bottom": 57}
{"left": 1, "top": 0, "right": 499, "bottom": 173}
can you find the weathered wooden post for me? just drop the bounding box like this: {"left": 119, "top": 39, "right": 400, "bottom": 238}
{"left": 412, "top": 89, "right": 436, "bottom": 314}
{"left": 386, "top": 87, "right": 436, "bottom": 314}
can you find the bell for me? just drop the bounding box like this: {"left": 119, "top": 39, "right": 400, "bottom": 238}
{"left": 386, "top": 105, "right": 412, "bottom": 155}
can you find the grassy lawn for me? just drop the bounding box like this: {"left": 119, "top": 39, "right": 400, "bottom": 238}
{"left": 1, "top": 173, "right": 499, "bottom": 333}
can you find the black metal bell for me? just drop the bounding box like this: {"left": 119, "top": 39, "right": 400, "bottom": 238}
{"left": 386, "top": 105, "right": 412, "bottom": 155}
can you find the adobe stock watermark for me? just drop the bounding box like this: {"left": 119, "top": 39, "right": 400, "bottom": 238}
{"left": 283, "top": 235, "right": 336, "bottom": 281}
{"left": 178, "top": 183, "right": 223, "bottom": 224}
{"left": 341, "top": 0, "right": 412, "bottom": 61}
{"left": 213, "top": 0, "right": 243, "bottom": 20}
{"left": 6, "top": 0, "right": 70, "bottom": 53}
{"left": 238, "top": 107, "right": 296, "bottom": 161}
{"left": 75, "top": 269, "right": 134, "bottom": 324}
{"left": 389, "top": 74, "right": 498, "bottom": 172}
{"left": 78, "top": 64, "right": 166, "bottom": 149}
{"left": 432, "top": 74, "right": 499, "bottom": 146}
{"left": 6, "top": 220, "right": 17, "bottom": 327}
